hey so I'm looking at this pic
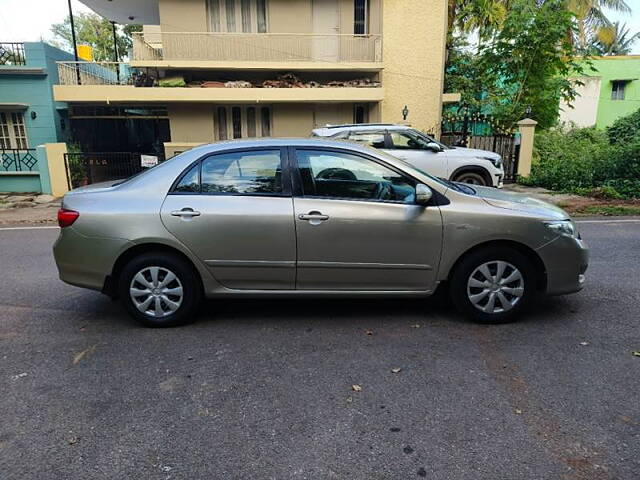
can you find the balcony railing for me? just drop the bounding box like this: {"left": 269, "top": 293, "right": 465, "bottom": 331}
{"left": 57, "top": 61, "right": 136, "bottom": 86}
{"left": 1, "top": 148, "right": 38, "bottom": 172}
{"left": 132, "top": 32, "right": 382, "bottom": 63}
{"left": 0, "top": 43, "right": 26, "bottom": 66}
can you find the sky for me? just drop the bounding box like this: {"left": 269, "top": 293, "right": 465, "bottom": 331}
{"left": 0, "top": 0, "right": 639, "bottom": 53}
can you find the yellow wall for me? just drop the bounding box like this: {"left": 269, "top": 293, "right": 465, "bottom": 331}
{"left": 168, "top": 104, "right": 214, "bottom": 142}
{"left": 269, "top": 0, "right": 312, "bottom": 33}
{"left": 380, "top": 0, "right": 447, "bottom": 131}
{"left": 159, "top": 0, "right": 208, "bottom": 31}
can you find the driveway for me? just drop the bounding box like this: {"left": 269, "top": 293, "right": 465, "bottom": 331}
{"left": 0, "top": 220, "right": 638, "bottom": 479}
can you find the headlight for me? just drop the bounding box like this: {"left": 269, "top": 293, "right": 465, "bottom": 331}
{"left": 482, "top": 156, "right": 502, "bottom": 169}
{"left": 545, "top": 220, "right": 578, "bottom": 238}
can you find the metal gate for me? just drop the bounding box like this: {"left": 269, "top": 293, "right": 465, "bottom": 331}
{"left": 64, "top": 151, "right": 165, "bottom": 189}
{"left": 438, "top": 114, "right": 520, "bottom": 183}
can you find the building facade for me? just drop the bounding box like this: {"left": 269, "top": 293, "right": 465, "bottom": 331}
{"left": 0, "top": 42, "right": 73, "bottom": 192}
{"left": 559, "top": 55, "right": 640, "bottom": 129}
{"left": 54, "top": 0, "right": 451, "bottom": 157}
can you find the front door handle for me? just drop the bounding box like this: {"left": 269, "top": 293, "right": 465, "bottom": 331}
{"left": 298, "top": 211, "right": 329, "bottom": 225}
{"left": 171, "top": 208, "right": 201, "bottom": 218}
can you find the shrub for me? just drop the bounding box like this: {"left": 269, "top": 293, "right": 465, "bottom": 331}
{"left": 528, "top": 127, "right": 611, "bottom": 190}
{"left": 602, "top": 179, "right": 640, "bottom": 199}
{"left": 606, "top": 108, "right": 640, "bottom": 145}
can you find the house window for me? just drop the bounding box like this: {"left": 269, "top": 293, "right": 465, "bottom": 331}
{"left": 215, "top": 106, "right": 272, "bottom": 140}
{"left": 611, "top": 81, "right": 627, "bottom": 100}
{"left": 0, "top": 112, "right": 28, "bottom": 149}
{"left": 208, "top": 0, "right": 267, "bottom": 33}
{"left": 354, "top": 0, "right": 369, "bottom": 34}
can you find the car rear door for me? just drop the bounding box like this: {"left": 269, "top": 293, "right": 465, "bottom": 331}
{"left": 160, "top": 147, "right": 296, "bottom": 290}
{"left": 291, "top": 147, "right": 443, "bottom": 291}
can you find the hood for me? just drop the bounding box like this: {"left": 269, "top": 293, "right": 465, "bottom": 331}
{"left": 472, "top": 185, "right": 569, "bottom": 220}
{"left": 443, "top": 147, "right": 501, "bottom": 160}
{"left": 66, "top": 180, "right": 122, "bottom": 195}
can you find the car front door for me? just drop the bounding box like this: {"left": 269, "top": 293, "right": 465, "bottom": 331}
{"left": 160, "top": 148, "right": 296, "bottom": 290}
{"left": 292, "top": 147, "right": 443, "bottom": 291}
{"left": 385, "top": 130, "right": 449, "bottom": 179}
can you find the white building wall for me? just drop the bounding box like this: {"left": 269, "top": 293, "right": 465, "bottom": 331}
{"left": 559, "top": 76, "right": 601, "bottom": 128}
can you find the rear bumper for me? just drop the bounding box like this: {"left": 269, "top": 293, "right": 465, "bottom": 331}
{"left": 53, "top": 227, "right": 132, "bottom": 292}
{"left": 536, "top": 235, "right": 589, "bottom": 296}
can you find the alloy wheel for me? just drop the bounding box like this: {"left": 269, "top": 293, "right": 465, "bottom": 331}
{"left": 129, "top": 266, "right": 184, "bottom": 318}
{"left": 466, "top": 260, "right": 524, "bottom": 314}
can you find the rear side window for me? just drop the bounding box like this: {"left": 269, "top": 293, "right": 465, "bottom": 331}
{"left": 174, "top": 164, "right": 200, "bottom": 192}
{"left": 201, "top": 149, "right": 282, "bottom": 194}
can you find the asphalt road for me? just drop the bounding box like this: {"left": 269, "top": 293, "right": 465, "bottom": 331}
{"left": 0, "top": 220, "right": 638, "bottom": 480}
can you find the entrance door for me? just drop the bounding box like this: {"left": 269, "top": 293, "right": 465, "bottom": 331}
{"left": 312, "top": 0, "right": 340, "bottom": 61}
{"left": 161, "top": 148, "right": 296, "bottom": 290}
{"left": 292, "top": 148, "right": 443, "bottom": 291}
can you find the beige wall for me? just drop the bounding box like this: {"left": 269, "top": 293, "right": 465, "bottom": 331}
{"left": 380, "top": 0, "right": 447, "bottom": 132}
{"left": 268, "top": 0, "right": 312, "bottom": 33}
{"left": 159, "top": 0, "right": 208, "bottom": 31}
{"left": 559, "top": 76, "right": 601, "bottom": 129}
{"left": 168, "top": 104, "right": 214, "bottom": 143}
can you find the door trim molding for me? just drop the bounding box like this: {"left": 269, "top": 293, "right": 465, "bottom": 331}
{"left": 205, "top": 259, "right": 295, "bottom": 268}
{"left": 298, "top": 261, "right": 432, "bottom": 270}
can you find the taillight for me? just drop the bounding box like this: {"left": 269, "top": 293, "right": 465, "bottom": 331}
{"left": 57, "top": 208, "right": 79, "bottom": 228}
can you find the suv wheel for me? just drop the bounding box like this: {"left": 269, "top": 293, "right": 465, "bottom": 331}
{"left": 119, "top": 252, "right": 202, "bottom": 327}
{"left": 453, "top": 171, "right": 488, "bottom": 186}
{"left": 450, "top": 246, "right": 535, "bottom": 323}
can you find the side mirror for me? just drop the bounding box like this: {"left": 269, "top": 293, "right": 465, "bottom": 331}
{"left": 425, "top": 142, "right": 442, "bottom": 152}
{"left": 415, "top": 184, "right": 433, "bottom": 205}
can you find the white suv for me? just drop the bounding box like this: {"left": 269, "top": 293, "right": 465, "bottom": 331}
{"left": 312, "top": 124, "right": 504, "bottom": 188}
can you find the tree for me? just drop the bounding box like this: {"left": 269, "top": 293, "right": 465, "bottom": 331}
{"left": 478, "top": 0, "right": 585, "bottom": 129}
{"left": 50, "top": 12, "right": 141, "bottom": 62}
{"left": 589, "top": 21, "right": 640, "bottom": 55}
{"left": 565, "top": 0, "right": 631, "bottom": 52}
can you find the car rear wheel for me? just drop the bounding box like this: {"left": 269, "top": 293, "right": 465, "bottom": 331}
{"left": 449, "top": 246, "right": 535, "bottom": 324}
{"left": 453, "top": 171, "right": 489, "bottom": 186}
{"left": 119, "top": 252, "right": 202, "bottom": 327}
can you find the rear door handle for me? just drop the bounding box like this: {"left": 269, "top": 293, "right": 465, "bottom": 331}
{"left": 171, "top": 208, "right": 201, "bottom": 218}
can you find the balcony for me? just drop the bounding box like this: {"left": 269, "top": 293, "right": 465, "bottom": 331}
{"left": 54, "top": 61, "right": 383, "bottom": 104}
{"left": 131, "top": 32, "right": 383, "bottom": 70}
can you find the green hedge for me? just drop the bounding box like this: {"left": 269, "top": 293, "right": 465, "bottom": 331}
{"left": 523, "top": 108, "right": 640, "bottom": 199}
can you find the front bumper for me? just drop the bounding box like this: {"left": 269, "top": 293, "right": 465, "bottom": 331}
{"left": 53, "top": 227, "right": 132, "bottom": 292}
{"left": 536, "top": 235, "right": 589, "bottom": 296}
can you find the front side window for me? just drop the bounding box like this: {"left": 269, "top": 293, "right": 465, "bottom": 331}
{"left": 388, "top": 131, "right": 430, "bottom": 150}
{"left": 348, "top": 131, "right": 386, "bottom": 148}
{"left": 297, "top": 149, "right": 416, "bottom": 203}
{"left": 201, "top": 149, "right": 282, "bottom": 194}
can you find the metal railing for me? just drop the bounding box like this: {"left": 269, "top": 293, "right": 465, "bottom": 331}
{"left": 65, "top": 152, "right": 165, "bottom": 188}
{"left": 132, "top": 32, "right": 382, "bottom": 63}
{"left": 0, "top": 42, "right": 26, "bottom": 66}
{"left": 1, "top": 148, "right": 38, "bottom": 171}
{"left": 57, "top": 61, "right": 133, "bottom": 86}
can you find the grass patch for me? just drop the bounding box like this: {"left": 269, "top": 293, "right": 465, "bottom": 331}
{"left": 576, "top": 205, "right": 640, "bottom": 216}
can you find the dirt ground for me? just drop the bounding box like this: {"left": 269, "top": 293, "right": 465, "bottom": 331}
{"left": 0, "top": 205, "right": 58, "bottom": 227}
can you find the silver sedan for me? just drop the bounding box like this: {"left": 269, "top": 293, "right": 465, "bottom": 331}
{"left": 53, "top": 139, "right": 588, "bottom": 327}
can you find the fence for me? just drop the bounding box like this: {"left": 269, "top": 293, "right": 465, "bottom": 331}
{"left": 438, "top": 114, "right": 520, "bottom": 182}
{"left": 64, "top": 152, "right": 165, "bottom": 189}
{"left": 1, "top": 148, "right": 38, "bottom": 171}
{"left": 0, "top": 43, "right": 26, "bottom": 66}
{"left": 132, "top": 32, "right": 382, "bottom": 63}
{"left": 57, "top": 62, "right": 135, "bottom": 86}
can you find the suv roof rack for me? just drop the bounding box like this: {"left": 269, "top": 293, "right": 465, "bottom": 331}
{"left": 323, "top": 123, "right": 397, "bottom": 129}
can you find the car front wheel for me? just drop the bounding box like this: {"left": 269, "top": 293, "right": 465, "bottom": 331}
{"left": 119, "top": 252, "right": 202, "bottom": 327}
{"left": 449, "top": 246, "right": 535, "bottom": 323}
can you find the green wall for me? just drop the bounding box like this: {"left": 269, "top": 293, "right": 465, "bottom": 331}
{"left": 580, "top": 56, "right": 640, "bottom": 129}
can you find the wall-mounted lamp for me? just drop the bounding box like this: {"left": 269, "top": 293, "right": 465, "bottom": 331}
{"left": 30, "top": 111, "right": 37, "bottom": 120}
{"left": 401, "top": 105, "right": 409, "bottom": 120}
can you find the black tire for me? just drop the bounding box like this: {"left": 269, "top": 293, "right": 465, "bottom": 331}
{"left": 453, "top": 171, "right": 489, "bottom": 186}
{"left": 118, "top": 252, "right": 202, "bottom": 327}
{"left": 449, "top": 246, "right": 536, "bottom": 324}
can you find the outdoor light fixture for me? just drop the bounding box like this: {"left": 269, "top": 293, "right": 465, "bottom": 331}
{"left": 30, "top": 111, "right": 37, "bottom": 120}
{"left": 402, "top": 105, "right": 409, "bottom": 120}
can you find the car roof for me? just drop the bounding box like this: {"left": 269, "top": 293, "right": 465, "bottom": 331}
{"left": 187, "top": 137, "right": 384, "bottom": 155}
{"left": 312, "top": 124, "right": 413, "bottom": 137}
